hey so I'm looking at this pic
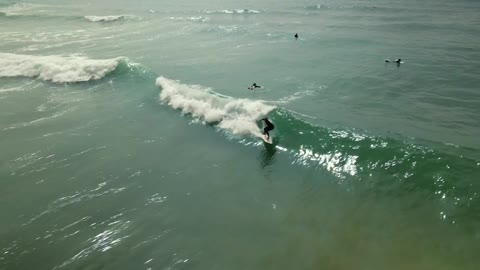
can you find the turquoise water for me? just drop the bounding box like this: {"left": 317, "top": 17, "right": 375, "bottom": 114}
{"left": 1, "top": 0, "right": 480, "bottom": 269}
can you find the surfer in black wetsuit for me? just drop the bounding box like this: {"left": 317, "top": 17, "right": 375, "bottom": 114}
{"left": 385, "top": 58, "right": 402, "bottom": 64}
{"left": 261, "top": 118, "right": 274, "bottom": 139}
{"left": 294, "top": 33, "right": 298, "bottom": 39}
{"left": 249, "top": 83, "right": 261, "bottom": 90}
{"left": 248, "top": 83, "right": 261, "bottom": 90}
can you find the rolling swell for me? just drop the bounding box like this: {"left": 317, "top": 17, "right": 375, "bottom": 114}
{"left": 153, "top": 75, "right": 479, "bottom": 224}
{"left": 3, "top": 52, "right": 475, "bottom": 223}
{"left": 267, "top": 109, "right": 480, "bottom": 222}
{"left": 3, "top": 51, "right": 476, "bottom": 225}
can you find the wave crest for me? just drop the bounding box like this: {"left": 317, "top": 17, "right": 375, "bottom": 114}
{"left": 169, "top": 16, "right": 210, "bottom": 23}
{"left": 0, "top": 53, "right": 123, "bottom": 83}
{"left": 205, "top": 9, "right": 260, "bottom": 14}
{"left": 84, "top": 15, "right": 133, "bottom": 22}
{"left": 156, "top": 76, "right": 274, "bottom": 137}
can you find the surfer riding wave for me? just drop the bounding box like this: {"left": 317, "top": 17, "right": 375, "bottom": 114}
{"left": 261, "top": 118, "right": 274, "bottom": 139}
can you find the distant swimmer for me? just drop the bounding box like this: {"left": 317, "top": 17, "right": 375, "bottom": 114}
{"left": 385, "top": 58, "right": 403, "bottom": 64}
{"left": 294, "top": 33, "right": 298, "bottom": 39}
{"left": 248, "top": 83, "right": 261, "bottom": 90}
{"left": 261, "top": 118, "right": 274, "bottom": 139}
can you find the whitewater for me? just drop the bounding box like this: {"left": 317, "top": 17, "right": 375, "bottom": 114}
{"left": 0, "top": 53, "right": 123, "bottom": 83}
{"left": 1, "top": 0, "right": 480, "bottom": 270}
{"left": 156, "top": 76, "right": 275, "bottom": 137}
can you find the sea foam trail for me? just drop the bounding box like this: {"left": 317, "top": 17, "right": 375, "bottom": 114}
{"left": 0, "top": 53, "right": 123, "bottom": 83}
{"left": 84, "top": 15, "right": 133, "bottom": 22}
{"left": 156, "top": 76, "right": 275, "bottom": 137}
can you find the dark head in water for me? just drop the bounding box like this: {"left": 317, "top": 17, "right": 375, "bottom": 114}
{"left": 294, "top": 33, "right": 298, "bottom": 39}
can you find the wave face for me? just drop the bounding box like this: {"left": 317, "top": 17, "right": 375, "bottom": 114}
{"left": 155, "top": 75, "right": 479, "bottom": 218}
{"left": 84, "top": 15, "right": 133, "bottom": 22}
{"left": 0, "top": 53, "right": 123, "bottom": 83}
{"left": 156, "top": 76, "right": 274, "bottom": 137}
{"left": 260, "top": 108, "right": 480, "bottom": 215}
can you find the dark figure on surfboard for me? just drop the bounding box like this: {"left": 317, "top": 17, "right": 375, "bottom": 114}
{"left": 385, "top": 58, "right": 402, "bottom": 64}
{"left": 294, "top": 33, "right": 298, "bottom": 39}
{"left": 249, "top": 83, "right": 261, "bottom": 90}
{"left": 262, "top": 118, "right": 274, "bottom": 139}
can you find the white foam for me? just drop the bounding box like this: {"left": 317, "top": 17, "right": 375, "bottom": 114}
{"left": 84, "top": 15, "right": 132, "bottom": 22}
{"left": 205, "top": 9, "right": 261, "bottom": 14}
{"left": 233, "top": 9, "right": 260, "bottom": 14}
{"left": 156, "top": 76, "right": 275, "bottom": 138}
{"left": 169, "top": 16, "right": 210, "bottom": 23}
{"left": 0, "top": 53, "right": 122, "bottom": 83}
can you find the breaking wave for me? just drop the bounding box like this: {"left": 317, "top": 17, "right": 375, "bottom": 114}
{"left": 169, "top": 16, "right": 210, "bottom": 23}
{"left": 156, "top": 76, "right": 274, "bottom": 137}
{"left": 204, "top": 9, "right": 261, "bottom": 14}
{"left": 0, "top": 53, "right": 123, "bottom": 83}
{"left": 84, "top": 15, "right": 134, "bottom": 22}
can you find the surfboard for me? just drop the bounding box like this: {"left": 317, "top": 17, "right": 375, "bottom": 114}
{"left": 261, "top": 135, "right": 273, "bottom": 144}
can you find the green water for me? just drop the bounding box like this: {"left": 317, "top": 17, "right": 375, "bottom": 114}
{"left": 1, "top": 0, "right": 480, "bottom": 269}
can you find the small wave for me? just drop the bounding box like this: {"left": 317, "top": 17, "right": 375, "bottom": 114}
{"left": 216, "top": 25, "right": 241, "bottom": 34}
{"left": 84, "top": 15, "right": 134, "bottom": 22}
{"left": 0, "top": 53, "right": 123, "bottom": 83}
{"left": 276, "top": 90, "right": 317, "bottom": 104}
{"left": 169, "top": 16, "right": 210, "bottom": 23}
{"left": 203, "top": 25, "right": 247, "bottom": 35}
{"left": 303, "top": 4, "right": 398, "bottom": 12}
{"left": 3, "top": 110, "right": 69, "bottom": 132}
{"left": 156, "top": 76, "right": 274, "bottom": 137}
{"left": 0, "top": 3, "right": 48, "bottom": 16}
{"left": 204, "top": 9, "right": 260, "bottom": 14}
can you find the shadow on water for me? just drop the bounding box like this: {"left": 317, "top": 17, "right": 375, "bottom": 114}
{"left": 259, "top": 139, "right": 278, "bottom": 169}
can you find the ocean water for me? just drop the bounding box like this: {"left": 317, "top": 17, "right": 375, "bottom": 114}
{"left": 1, "top": 0, "right": 480, "bottom": 269}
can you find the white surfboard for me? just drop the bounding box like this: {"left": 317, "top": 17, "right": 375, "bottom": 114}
{"left": 261, "top": 135, "right": 273, "bottom": 144}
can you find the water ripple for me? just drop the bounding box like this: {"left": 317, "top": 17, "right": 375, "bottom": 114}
{"left": 56, "top": 220, "right": 131, "bottom": 269}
